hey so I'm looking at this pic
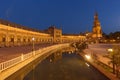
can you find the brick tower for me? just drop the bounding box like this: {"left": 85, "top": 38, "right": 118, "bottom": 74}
{"left": 92, "top": 12, "right": 102, "bottom": 38}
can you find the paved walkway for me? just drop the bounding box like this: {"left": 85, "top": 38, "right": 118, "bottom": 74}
{"left": 0, "top": 44, "right": 53, "bottom": 63}
{"left": 83, "top": 43, "right": 120, "bottom": 80}
{"left": 84, "top": 44, "right": 120, "bottom": 68}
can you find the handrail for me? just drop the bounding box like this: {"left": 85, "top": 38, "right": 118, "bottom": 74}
{"left": 0, "top": 43, "right": 69, "bottom": 72}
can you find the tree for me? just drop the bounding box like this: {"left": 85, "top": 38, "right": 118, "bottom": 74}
{"left": 73, "top": 42, "right": 88, "bottom": 52}
{"left": 108, "top": 46, "right": 120, "bottom": 77}
{"left": 108, "top": 31, "right": 120, "bottom": 40}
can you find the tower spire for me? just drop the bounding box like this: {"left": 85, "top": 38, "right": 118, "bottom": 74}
{"left": 92, "top": 12, "right": 102, "bottom": 38}
{"left": 94, "top": 12, "right": 99, "bottom": 22}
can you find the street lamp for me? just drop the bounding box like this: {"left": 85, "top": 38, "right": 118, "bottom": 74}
{"left": 108, "top": 48, "right": 115, "bottom": 74}
{"left": 108, "top": 48, "right": 113, "bottom": 52}
{"left": 32, "top": 37, "right": 35, "bottom": 51}
{"left": 85, "top": 54, "right": 91, "bottom": 60}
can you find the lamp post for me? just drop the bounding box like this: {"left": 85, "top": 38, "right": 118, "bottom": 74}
{"left": 85, "top": 54, "right": 91, "bottom": 60}
{"left": 108, "top": 48, "right": 115, "bottom": 74}
{"left": 32, "top": 37, "right": 35, "bottom": 52}
{"left": 108, "top": 48, "right": 113, "bottom": 52}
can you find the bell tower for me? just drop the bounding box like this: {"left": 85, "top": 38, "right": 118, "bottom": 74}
{"left": 92, "top": 12, "right": 102, "bottom": 38}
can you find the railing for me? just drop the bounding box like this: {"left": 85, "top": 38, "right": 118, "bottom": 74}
{"left": 0, "top": 49, "right": 43, "bottom": 72}
{"left": 0, "top": 56, "right": 21, "bottom": 72}
{"left": 0, "top": 43, "right": 69, "bottom": 72}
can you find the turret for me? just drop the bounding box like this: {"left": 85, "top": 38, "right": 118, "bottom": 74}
{"left": 92, "top": 12, "right": 102, "bottom": 38}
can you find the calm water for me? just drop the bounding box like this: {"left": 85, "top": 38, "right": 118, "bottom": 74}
{"left": 23, "top": 53, "right": 110, "bottom": 80}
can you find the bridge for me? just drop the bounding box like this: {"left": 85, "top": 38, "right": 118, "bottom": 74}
{"left": 0, "top": 43, "right": 70, "bottom": 80}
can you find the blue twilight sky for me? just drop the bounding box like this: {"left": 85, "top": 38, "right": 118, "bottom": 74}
{"left": 0, "top": 0, "right": 120, "bottom": 34}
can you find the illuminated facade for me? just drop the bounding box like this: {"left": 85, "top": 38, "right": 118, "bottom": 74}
{"left": 0, "top": 19, "right": 86, "bottom": 47}
{"left": 92, "top": 13, "right": 102, "bottom": 38}
{"left": 0, "top": 20, "right": 52, "bottom": 47}
{"left": 62, "top": 34, "right": 85, "bottom": 43}
{"left": 44, "top": 26, "right": 62, "bottom": 43}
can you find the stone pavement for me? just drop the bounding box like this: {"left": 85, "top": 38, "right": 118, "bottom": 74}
{"left": 0, "top": 44, "right": 53, "bottom": 63}
{"left": 84, "top": 49, "right": 113, "bottom": 68}
{"left": 83, "top": 44, "right": 120, "bottom": 80}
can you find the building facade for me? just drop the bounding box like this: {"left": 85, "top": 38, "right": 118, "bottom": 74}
{"left": 44, "top": 26, "right": 62, "bottom": 43}
{"left": 62, "top": 34, "right": 85, "bottom": 43}
{"left": 0, "top": 20, "right": 86, "bottom": 47}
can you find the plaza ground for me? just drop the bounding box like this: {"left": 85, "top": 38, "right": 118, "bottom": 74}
{"left": 0, "top": 44, "right": 53, "bottom": 63}
{"left": 83, "top": 43, "right": 120, "bottom": 80}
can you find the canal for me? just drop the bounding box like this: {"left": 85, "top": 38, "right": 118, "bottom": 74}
{"left": 6, "top": 51, "right": 110, "bottom": 80}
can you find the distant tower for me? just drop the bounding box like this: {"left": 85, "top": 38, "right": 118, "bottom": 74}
{"left": 92, "top": 12, "right": 102, "bottom": 38}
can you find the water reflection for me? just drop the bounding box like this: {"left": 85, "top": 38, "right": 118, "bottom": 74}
{"left": 6, "top": 47, "right": 110, "bottom": 80}
{"left": 5, "top": 47, "right": 75, "bottom": 80}
{"left": 49, "top": 50, "right": 62, "bottom": 63}
{"left": 24, "top": 54, "right": 109, "bottom": 80}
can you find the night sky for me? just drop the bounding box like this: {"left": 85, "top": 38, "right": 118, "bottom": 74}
{"left": 0, "top": 0, "right": 120, "bottom": 34}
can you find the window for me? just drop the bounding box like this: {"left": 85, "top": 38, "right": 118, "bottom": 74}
{"left": 17, "top": 38, "right": 21, "bottom": 42}
{"left": 10, "top": 38, "right": 14, "bottom": 42}
{"left": 2, "top": 37, "right": 6, "bottom": 42}
{"left": 28, "top": 39, "right": 30, "bottom": 42}
{"left": 23, "top": 39, "right": 26, "bottom": 42}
